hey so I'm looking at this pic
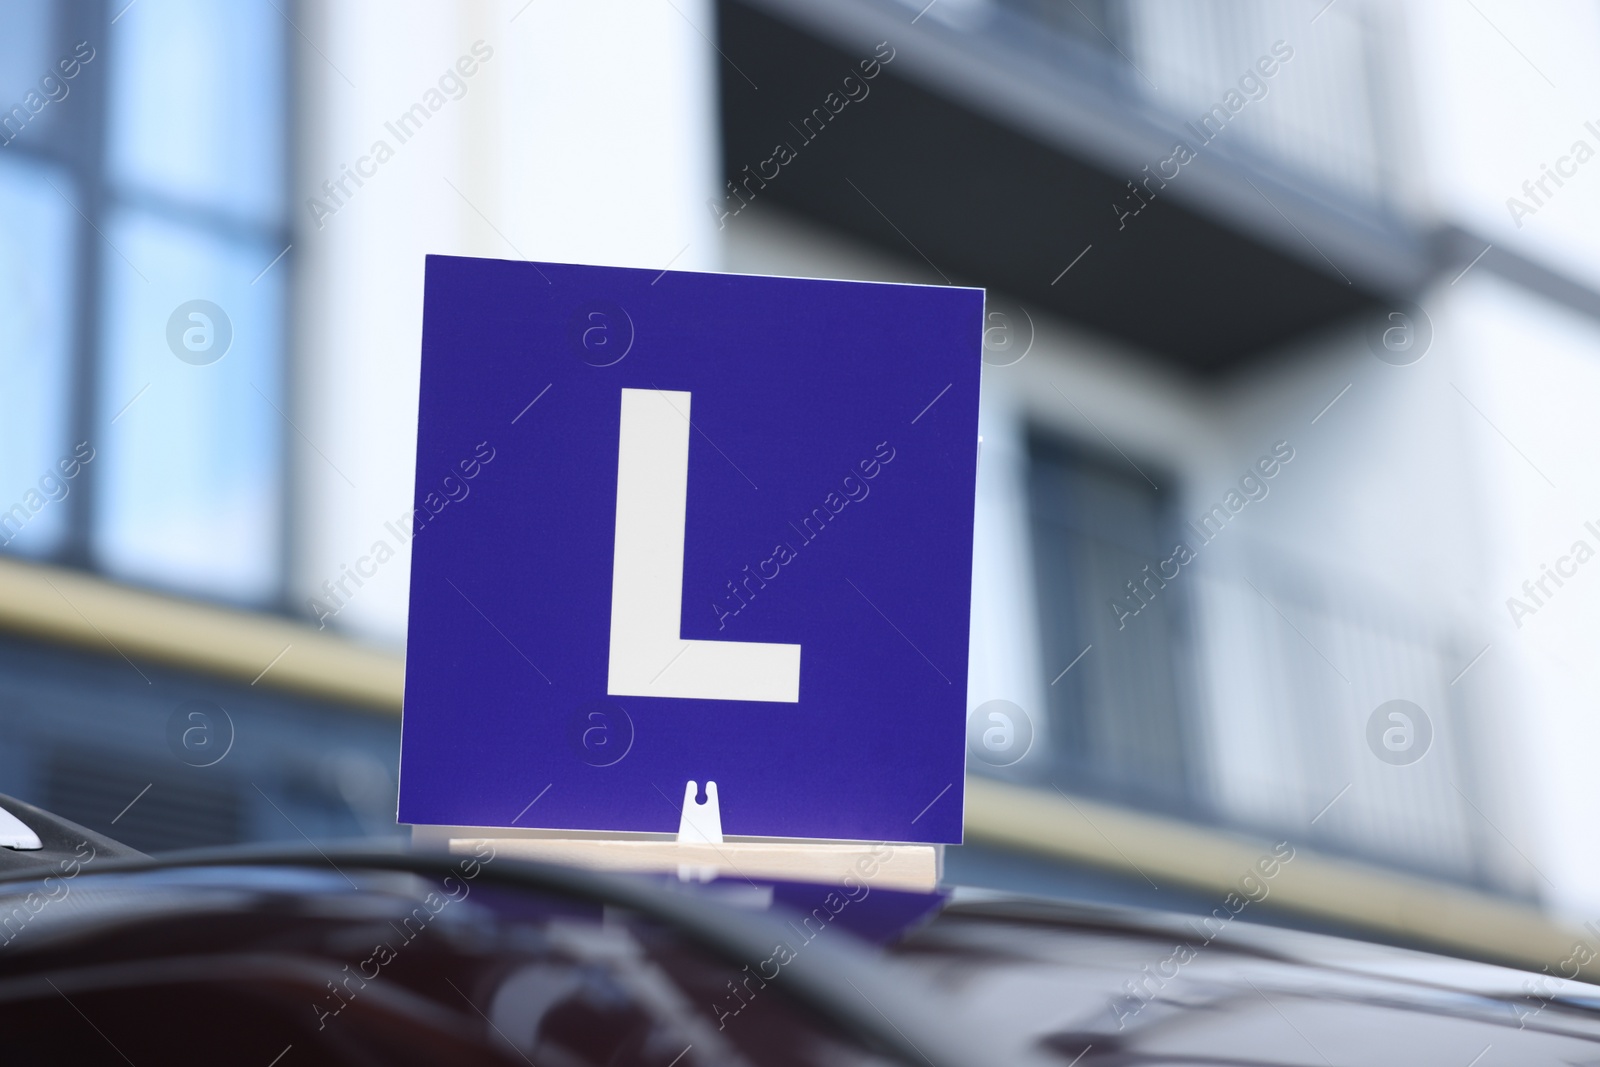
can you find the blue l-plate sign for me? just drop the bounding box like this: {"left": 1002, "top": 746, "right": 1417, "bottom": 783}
{"left": 399, "top": 256, "right": 983, "bottom": 843}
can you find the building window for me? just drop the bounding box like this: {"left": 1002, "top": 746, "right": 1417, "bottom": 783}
{"left": 1026, "top": 429, "right": 1196, "bottom": 811}
{"left": 0, "top": 0, "right": 291, "bottom": 607}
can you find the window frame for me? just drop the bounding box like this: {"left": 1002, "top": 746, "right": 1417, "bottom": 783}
{"left": 0, "top": 0, "right": 297, "bottom": 613}
{"left": 1023, "top": 424, "right": 1204, "bottom": 816}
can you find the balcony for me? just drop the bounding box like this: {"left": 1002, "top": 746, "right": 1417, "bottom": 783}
{"left": 718, "top": 0, "right": 1434, "bottom": 367}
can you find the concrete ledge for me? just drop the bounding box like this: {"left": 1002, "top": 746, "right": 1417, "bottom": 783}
{"left": 0, "top": 556, "right": 404, "bottom": 711}
{"left": 966, "top": 776, "right": 1592, "bottom": 976}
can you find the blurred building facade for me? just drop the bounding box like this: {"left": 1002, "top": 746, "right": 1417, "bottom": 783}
{"left": 711, "top": 0, "right": 1600, "bottom": 923}
{"left": 3, "top": 0, "right": 1600, "bottom": 941}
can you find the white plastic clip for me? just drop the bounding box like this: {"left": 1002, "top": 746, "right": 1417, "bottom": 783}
{"left": 677, "top": 780, "right": 723, "bottom": 844}
{"left": 676, "top": 780, "right": 722, "bottom": 882}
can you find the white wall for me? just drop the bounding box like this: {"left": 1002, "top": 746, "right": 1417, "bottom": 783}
{"left": 1406, "top": 0, "right": 1600, "bottom": 283}
{"left": 1443, "top": 276, "right": 1600, "bottom": 917}
{"left": 292, "top": 0, "right": 721, "bottom": 645}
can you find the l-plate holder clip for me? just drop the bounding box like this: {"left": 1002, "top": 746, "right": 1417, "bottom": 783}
{"left": 676, "top": 780, "right": 722, "bottom": 882}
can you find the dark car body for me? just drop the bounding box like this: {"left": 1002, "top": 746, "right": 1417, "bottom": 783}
{"left": 0, "top": 794, "right": 1596, "bottom": 1065}
{"left": 893, "top": 893, "right": 1600, "bottom": 1064}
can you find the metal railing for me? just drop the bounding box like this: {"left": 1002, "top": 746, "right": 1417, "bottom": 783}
{"left": 903, "top": 0, "right": 1398, "bottom": 210}
{"left": 1184, "top": 559, "right": 1518, "bottom": 895}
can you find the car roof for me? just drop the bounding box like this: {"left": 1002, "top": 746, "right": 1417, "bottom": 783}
{"left": 890, "top": 889, "right": 1600, "bottom": 1064}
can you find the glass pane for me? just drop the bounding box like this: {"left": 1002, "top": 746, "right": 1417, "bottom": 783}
{"left": 0, "top": 0, "right": 60, "bottom": 148}
{"left": 0, "top": 157, "right": 77, "bottom": 557}
{"left": 93, "top": 207, "right": 283, "bottom": 602}
{"left": 1027, "top": 434, "right": 1191, "bottom": 807}
{"left": 107, "top": 0, "right": 285, "bottom": 224}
